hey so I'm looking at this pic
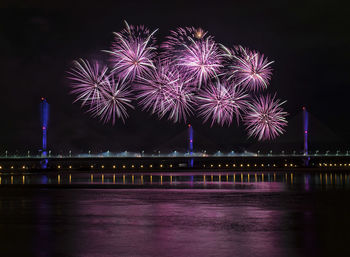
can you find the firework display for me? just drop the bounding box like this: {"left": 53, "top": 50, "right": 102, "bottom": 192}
{"left": 176, "top": 38, "right": 222, "bottom": 88}
{"left": 89, "top": 75, "right": 134, "bottom": 125}
{"left": 197, "top": 81, "right": 249, "bottom": 126}
{"left": 68, "top": 21, "right": 287, "bottom": 140}
{"left": 160, "top": 27, "right": 209, "bottom": 62}
{"left": 221, "top": 45, "right": 274, "bottom": 91}
{"left": 68, "top": 59, "right": 109, "bottom": 107}
{"left": 105, "top": 22, "right": 157, "bottom": 82}
{"left": 245, "top": 95, "right": 288, "bottom": 140}
{"left": 136, "top": 61, "right": 194, "bottom": 122}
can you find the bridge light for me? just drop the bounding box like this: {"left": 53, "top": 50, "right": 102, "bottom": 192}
{"left": 101, "top": 165, "right": 104, "bottom": 169}
{"left": 113, "top": 165, "right": 116, "bottom": 169}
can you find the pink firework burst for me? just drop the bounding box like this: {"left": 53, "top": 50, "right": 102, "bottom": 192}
{"left": 161, "top": 27, "right": 209, "bottom": 62}
{"left": 67, "top": 59, "right": 109, "bottom": 106}
{"left": 244, "top": 94, "right": 287, "bottom": 141}
{"left": 165, "top": 76, "right": 195, "bottom": 122}
{"left": 222, "top": 45, "right": 274, "bottom": 91}
{"left": 119, "top": 21, "right": 154, "bottom": 41}
{"left": 89, "top": 75, "right": 134, "bottom": 125}
{"left": 105, "top": 23, "right": 157, "bottom": 82}
{"left": 177, "top": 38, "right": 222, "bottom": 88}
{"left": 197, "top": 80, "right": 250, "bottom": 126}
{"left": 136, "top": 62, "right": 194, "bottom": 122}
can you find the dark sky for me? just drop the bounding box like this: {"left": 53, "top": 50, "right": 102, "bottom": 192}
{"left": 0, "top": 0, "right": 349, "bottom": 154}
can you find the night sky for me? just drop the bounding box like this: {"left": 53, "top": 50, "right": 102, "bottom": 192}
{"left": 1, "top": 0, "right": 349, "bottom": 154}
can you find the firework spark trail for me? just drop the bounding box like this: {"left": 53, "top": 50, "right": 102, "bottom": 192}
{"left": 67, "top": 59, "right": 109, "bottom": 106}
{"left": 221, "top": 45, "right": 251, "bottom": 61}
{"left": 197, "top": 81, "right": 250, "bottom": 126}
{"left": 177, "top": 38, "right": 222, "bottom": 88}
{"left": 221, "top": 45, "right": 273, "bottom": 91}
{"left": 105, "top": 23, "right": 157, "bottom": 82}
{"left": 244, "top": 94, "right": 287, "bottom": 141}
{"left": 136, "top": 62, "right": 194, "bottom": 122}
{"left": 68, "top": 22, "right": 288, "bottom": 140}
{"left": 220, "top": 45, "right": 251, "bottom": 79}
{"left": 136, "top": 63, "right": 174, "bottom": 115}
{"left": 164, "top": 76, "right": 194, "bottom": 123}
{"left": 161, "top": 27, "right": 209, "bottom": 62}
{"left": 120, "top": 21, "right": 154, "bottom": 41}
{"left": 88, "top": 75, "right": 134, "bottom": 125}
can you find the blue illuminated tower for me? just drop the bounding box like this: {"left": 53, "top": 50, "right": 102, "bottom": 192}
{"left": 188, "top": 124, "right": 194, "bottom": 167}
{"left": 40, "top": 98, "right": 49, "bottom": 168}
{"left": 303, "top": 107, "right": 308, "bottom": 155}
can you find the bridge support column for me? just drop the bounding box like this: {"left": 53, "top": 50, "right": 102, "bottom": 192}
{"left": 188, "top": 124, "right": 194, "bottom": 168}
{"left": 40, "top": 98, "right": 49, "bottom": 169}
{"left": 303, "top": 107, "right": 310, "bottom": 166}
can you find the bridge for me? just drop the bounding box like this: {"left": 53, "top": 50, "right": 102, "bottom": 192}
{"left": 0, "top": 151, "right": 350, "bottom": 172}
{"left": 1, "top": 100, "right": 349, "bottom": 172}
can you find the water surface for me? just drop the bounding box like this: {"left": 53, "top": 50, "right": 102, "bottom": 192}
{"left": 0, "top": 172, "right": 349, "bottom": 257}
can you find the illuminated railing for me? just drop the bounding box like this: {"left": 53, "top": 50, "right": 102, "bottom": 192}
{"left": 0, "top": 150, "right": 350, "bottom": 159}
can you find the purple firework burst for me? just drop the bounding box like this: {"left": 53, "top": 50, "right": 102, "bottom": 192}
{"left": 67, "top": 59, "right": 109, "bottom": 106}
{"left": 177, "top": 38, "right": 222, "bottom": 88}
{"left": 119, "top": 21, "right": 154, "bottom": 42}
{"left": 106, "top": 23, "right": 157, "bottom": 82}
{"left": 67, "top": 22, "right": 288, "bottom": 140}
{"left": 244, "top": 94, "right": 287, "bottom": 141}
{"left": 89, "top": 75, "right": 134, "bottom": 125}
{"left": 165, "top": 76, "right": 195, "bottom": 123}
{"left": 222, "top": 45, "right": 273, "bottom": 91}
{"left": 197, "top": 80, "right": 250, "bottom": 126}
{"left": 161, "top": 27, "right": 209, "bottom": 62}
{"left": 137, "top": 62, "right": 194, "bottom": 122}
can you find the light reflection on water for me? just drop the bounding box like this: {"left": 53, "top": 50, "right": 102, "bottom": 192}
{"left": 0, "top": 171, "right": 349, "bottom": 257}
{"left": 0, "top": 172, "right": 349, "bottom": 190}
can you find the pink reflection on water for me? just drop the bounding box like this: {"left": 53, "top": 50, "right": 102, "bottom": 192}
{"left": 71, "top": 189, "right": 296, "bottom": 257}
